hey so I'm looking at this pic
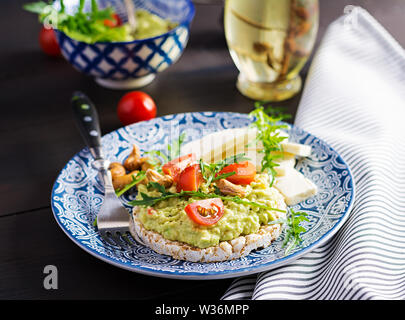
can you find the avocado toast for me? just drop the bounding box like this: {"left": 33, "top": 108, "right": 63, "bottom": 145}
{"left": 129, "top": 173, "right": 287, "bottom": 262}
{"left": 110, "top": 106, "right": 317, "bottom": 262}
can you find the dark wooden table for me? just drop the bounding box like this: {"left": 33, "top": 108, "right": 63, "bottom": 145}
{"left": 1, "top": 0, "right": 405, "bottom": 300}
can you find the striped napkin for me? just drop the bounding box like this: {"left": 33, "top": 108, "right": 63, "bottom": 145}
{"left": 222, "top": 6, "right": 405, "bottom": 300}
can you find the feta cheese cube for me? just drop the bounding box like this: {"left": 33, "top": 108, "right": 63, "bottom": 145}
{"left": 274, "top": 168, "right": 317, "bottom": 205}
{"left": 273, "top": 152, "right": 296, "bottom": 176}
{"left": 281, "top": 142, "right": 311, "bottom": 157}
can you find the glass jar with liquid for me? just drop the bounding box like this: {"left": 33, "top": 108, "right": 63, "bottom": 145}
{"left": 224, "top": 0, "right": 319, "bottom": 101}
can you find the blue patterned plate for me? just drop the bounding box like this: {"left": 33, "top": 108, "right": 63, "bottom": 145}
{"left": 51, "top": 112, "right": 355, "bottom": 279}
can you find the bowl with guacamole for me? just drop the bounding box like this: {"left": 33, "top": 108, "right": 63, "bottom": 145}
{"left": 27, "top": 0, "right": 195, "bottom": 89}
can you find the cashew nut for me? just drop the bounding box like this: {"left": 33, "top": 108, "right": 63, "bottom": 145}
{"left": 124, "top": 144, "right": 142, "bottom": 171}
{"left": 146, "top": 169, "right": 173, "bottom": 188}
{"left": 216, "top": 179, "right": 246, "bottom": 197}
{"left": 109, "top": 162, "right": 126, "bottom": 178}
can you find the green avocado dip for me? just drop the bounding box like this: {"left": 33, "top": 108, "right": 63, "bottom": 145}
{"left": 133, "top": 10, "right": 178, "bottom": 39}
{"left": 136, "top": 174, "right": 286, "bottom": 249}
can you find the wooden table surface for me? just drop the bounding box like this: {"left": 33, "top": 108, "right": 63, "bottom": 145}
{"left": 1, "top": 0, "right": 405, "bottom": 300}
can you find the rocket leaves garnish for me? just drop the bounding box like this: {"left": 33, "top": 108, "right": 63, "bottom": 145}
{"left": 144, "top": 132, "right": 186, "bottom": 172}
{"left": 282, "top": 208, "right": 309, "bottom": 255}
{"left": 115, "top": 171, "right": 146, "bottom": 197}
{"left": 199, "top": 153, "right": 250, "bottom": 187}
{"left": 269, "top": 208, "right": 309, "bottom": 255}
{"left": 167, "top": 132, "right": 186, "bottom": 162}
{"left": 248, "top": 102, "right": 290, "bottom": 186}
{"left": 129, "top": 188, "right": 286, "bottom": 213}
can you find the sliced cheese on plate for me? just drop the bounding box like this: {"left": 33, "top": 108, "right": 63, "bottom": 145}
{"left": 182, "top": 127, "right": 290, "bottom": 164}
{"left": 274, "top": 168, "right": 317, "bottom": 205}
{"left": 280, "top": 142, "right": 311, "bottom": 157}
{"left": 273, "top": 152, "right": 296, "bottom": 176}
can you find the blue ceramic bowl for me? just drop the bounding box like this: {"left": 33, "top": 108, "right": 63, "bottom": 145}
{"left": 55, "top": 0, "right": 195, "bottom": 89}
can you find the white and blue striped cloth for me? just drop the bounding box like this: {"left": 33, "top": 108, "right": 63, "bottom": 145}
{"left": 222, "top": 7, "right": 405, "bottom": 300}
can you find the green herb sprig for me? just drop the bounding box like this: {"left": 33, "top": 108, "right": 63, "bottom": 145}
{"left": 144, "top": 150, "right": 168, "bottom": 172}
{"left": 283, "top": 209, "right": 309, "bottom": 254}
{"left": 144, "top": 132, "right": 186, "bottom": 172}
{"left": 248, "top": 102, "right": 291, "bottom": 186}
{"left": 168, "top": 132, "right": 186, "bottom": 161}
{"left": 115, "top": 171, "right": 146, "bottom": 197}
{"left": 199, "top": 153, "right": 250, "bottom": 187}
{"left": 269, "top": 208, "right": 309, "bottom": 255}
{"left": 129, "top": 187, "right": 286, "bottom": 213}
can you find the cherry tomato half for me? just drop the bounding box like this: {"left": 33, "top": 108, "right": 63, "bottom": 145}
{"left": 185, "top": 198, "right": 224, "bottom": 226}
{"left": 104, "top": 13, "right": 123, "bottom": 28}
{"left": 217, "top": 161, "right": 256, "bottom": 185}
{"left": 177, "top": 164, "right": 203, "bottom": 193}
{"left": 39, "top": 26, "right": 61, "bottom": 57}
{"left": 162, "top": 153, "right": 196, "bottom": 183}
{"left": 117, "top": 91, "right": 157, "bottom": 126}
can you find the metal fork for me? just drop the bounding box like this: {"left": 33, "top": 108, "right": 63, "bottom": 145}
{"left": 71, "top": 91, "right": 144, "bottom": 248}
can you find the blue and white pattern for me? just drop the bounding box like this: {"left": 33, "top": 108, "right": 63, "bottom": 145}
{"left": 51, "top": 112, "right": 355, "bottom": 279}
{"left": 54, "top": 0, "right": 194, "bottom": 86}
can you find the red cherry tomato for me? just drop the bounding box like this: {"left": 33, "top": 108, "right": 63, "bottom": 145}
{"left": 217, "top": 161, "right": 256, "bottom": 185}
{"left": 39, "top": 26, "right": 61, "bottom": 57}
{"left": 117, "top": 91, "right": 157, "bottom": 126}
{"left": 177, "top": 164, "right": 203, "bottom": 193}
{"left": 162, "top": 153, "right": 196, "bottom": 183}
{"left": 185, "top": 198, "right": 224, "bottom": 226}
{"left": 104, "top": 13, "right": 123, "bottom": 28}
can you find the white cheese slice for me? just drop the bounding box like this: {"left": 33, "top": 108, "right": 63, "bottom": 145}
{"left": 183, "top": 127, "right": 289, "bottom": 164}
{"left": 273, "top": 152, "right": 296, "bottom": 176}
{"left": 280, "top": 142, "right": 311, "bottom": 157}
{"left": 182, "top": 127, "right": 254, "bottom": 163}
{"left": 242, "top": 127, "right": 262, "bottom": 150}
{"left": 181, "top": 129, "right": 237, "bottom": 162}
{"left": 274, "top": 168, "right": 317, "bottom": 205}
{"left": 242, "top": 150, "right": 295, "bottom": 175}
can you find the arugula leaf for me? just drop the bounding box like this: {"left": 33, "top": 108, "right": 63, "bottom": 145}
{"left": 23, "top": 1, "right": 48, "bottom": 14}
{"left": 144, "top": 150, "right": 169, "bottom": 172}
{"left": 266, "top": 208, "right": 309, "bottom": 255}
{"left": 222, "top": 153, "right": 250, "bottom": 166}
{"left": 263, "top": 104, "right": 292, "bottom": 120}
{"left": 144, "top": 132, "right": 187, "bottom": 171}
{"left": 212, "top": 171, "right": 236, "bottom": 182}
{"left": 199, "top": 153, "right": 250, "bottom": 187}
{"left": 60, "top": 0, "right": 65, "bottom": 13}
{"left": 282, "top": 208, "right": 309, "bottom": 255}
{"left": 131, "top": 191, "right": 177, "bottom": 207}
{"left": 249, "top": 103, "right": 290, "bottom": 186}
{"left": 90, "top": 0, "right": 98, "bottom": 14}
{"left": 115, "top": 171, "right": 146, "bottom": 197}
{"left": 147, "top": 181, "right": 167, "bottom": 194}
{"left": 168, "top": 132, "right": 186, "bottom": 161}
{"left": 129, "top": 189, "right": 286, "bottom": 213}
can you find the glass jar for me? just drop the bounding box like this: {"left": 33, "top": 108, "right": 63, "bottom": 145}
{"left": 224, "top": 0, "right": 319, "bottom": 101}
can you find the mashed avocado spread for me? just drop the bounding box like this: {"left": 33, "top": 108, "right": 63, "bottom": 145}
{"left": 136, "top": 174, "right": 285, "bottom": 248}
{"left": 133, "top": 10, "right": 178, "bottom": 39}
